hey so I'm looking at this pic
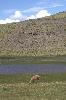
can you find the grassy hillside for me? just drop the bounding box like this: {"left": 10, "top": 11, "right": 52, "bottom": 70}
{"left": 0, "top": 11, "right": 66, "bottom": 56}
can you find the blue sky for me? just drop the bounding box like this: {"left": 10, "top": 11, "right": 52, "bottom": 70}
{"left": 0, "top": 0, "right": 66, "bottom": 24}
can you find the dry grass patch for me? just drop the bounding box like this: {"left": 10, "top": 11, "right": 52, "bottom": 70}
{"left": 0, "top": 81, "right": 66, "bottom": 100}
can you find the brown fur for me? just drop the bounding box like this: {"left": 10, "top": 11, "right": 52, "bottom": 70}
{"left": 29, "top": 75, "right": 40, "bottom": 83}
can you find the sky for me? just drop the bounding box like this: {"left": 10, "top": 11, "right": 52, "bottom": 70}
{"left": 0, "top": 0, "right": 66, "bottom": 24}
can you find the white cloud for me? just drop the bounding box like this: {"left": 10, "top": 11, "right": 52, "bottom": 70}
{"left": 10, "top": 11, "right": 23, "bottom": 19}
{"left": 0, "top": 10, "right": 51, "bottom": 24}
{"left": 0, "top": 18, "right": 20, "bottom": 24}
{"left": 23, "top": 7, "right": 43, "bottom": 13}
{"left": 0, "top": 11, "right": 24, "bottom": 24}
{"left": 36, "top": 10, "right": 50, "bottom": 18}
{"left": 10, "top": 10, "right": 27, "bottom": 21}
{"left": 26, "top": 15, "right": 36, "bottom": 20}
{"left": 52, "top": 4, "right": 64, "bottom": 7}
{"left": 37, "top": 1, "right": 45, "bottom": 6}
{"left": 27, "top": 10, "right": 50, "bottom": 20}
{"left": 4, "top": 9, "right": 16, "bottom": 14}
{"left": 37, "top": 1, "right": 64, "bottom": 8}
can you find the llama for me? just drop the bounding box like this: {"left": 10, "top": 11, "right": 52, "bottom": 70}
{"left": 29, "top": 74, "right": 40, "bottom": 83}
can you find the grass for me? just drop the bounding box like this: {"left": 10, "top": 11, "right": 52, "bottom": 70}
{"left": 0, "top": 73, "right": 66, "bottom": 100}
{"left": 0, "top": 82, "right": 66, "bottom": 100}
{"left": 0, "top": 55, "right": 66, "bottom": 64}
{"left": 0, "top": 73, "right": 66, "bottom": 83}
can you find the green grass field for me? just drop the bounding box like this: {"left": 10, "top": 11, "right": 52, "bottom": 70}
{"left": 0, "top": 55, "right": 66, "bottom": 64}
{"left": 0, "top": 73, "right": 66, "bottom": 100}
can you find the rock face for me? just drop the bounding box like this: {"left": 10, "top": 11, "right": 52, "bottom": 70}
{"left": 0, "top": 12, "right": 66, "bottom": 56}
